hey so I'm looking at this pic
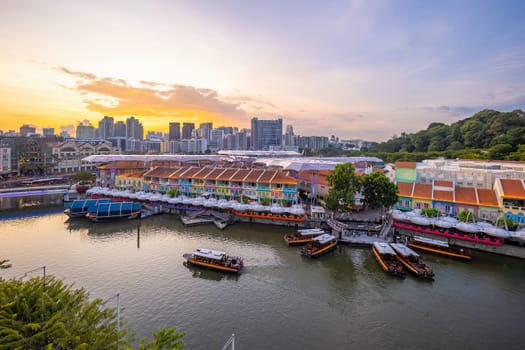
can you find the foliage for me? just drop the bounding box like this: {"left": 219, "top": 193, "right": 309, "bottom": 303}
{"left": 496, "top": 217, "right": 518, "bottom": 229}
{"left": 0, "top": 259, "right": 11, "bottom": 269}
{"left": 367, "top": 109, "right": 525, "bottom": 160}
{"left": 421, "top": 208, "right": 440, "bottom": 218}
{"left": 325, "top": 163, "right": 361, "bottom": 210}
{"left": 458, "top": 209, "right": 476, "bottom": 222}
{"left": 167, "top": 188, "right": 180, "bottom": 198}
{"left": 73, "top": 170, "right": 96, "bottom": 184}
{"left": 360, "top": 171, "right": 398, "bottom": 210}
{"left": 260, "top": 197, "right": 271, "bottom": 206}
{"left": 0, "top": 275, "right": 185, "bottom": 350}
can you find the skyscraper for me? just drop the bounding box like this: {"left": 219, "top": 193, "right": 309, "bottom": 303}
{"left": 169, "top": 122, "right": 181, "bottom": 141}
{"left": 43, "top": 128, "right": 55, "bottom": 137}
{"left": 126, "top": 117, "right": 143, "bottom": 140}
{"left": 76, "top": 122, "right": 95, "bottom": 139}
{"left": 114, "top": 121, "right": 126, "bottom": 137}
{"left": 182, "top": 122, "right": 195, "bottom": 139}
{"left": 98, "top": 116, "right": 114, "bottom": 140}
{"left": 199, "top": 122, "right": 213, "bottom": 141}
{"left": 19, "top": 124, "right": 36, "bottom": 137}
{"left": 251, "top": 117, "right": 283, "bottom": 150}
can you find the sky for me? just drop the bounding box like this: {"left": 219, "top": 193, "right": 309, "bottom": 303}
{"left": 0, "top": 0, "right": 524, "bottom": 141}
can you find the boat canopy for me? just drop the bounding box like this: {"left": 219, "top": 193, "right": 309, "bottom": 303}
{"left": 391, "top": 243, "right": 419, "bottom": 257}
{"left": 88, "top": 202, "right": 141, "bottom": 216}
{"left": 194, "top": 248, "right": 226, "bottom": 260}
{"left": 373, "top": 242, "right": 396, "bottom": 255}
{"left": 313, "top": 234, "right": 336, "bottom": 244}
{"left": 71, "top": 199, "right": 112, "bottom": 210}
{"left": 297, "top": 228, "right": 325, "bottom": 234}
{"left": 413, "top": 236, "right": 449, "bottom": 248}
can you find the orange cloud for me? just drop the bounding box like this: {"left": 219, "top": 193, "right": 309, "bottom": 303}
{"left": 58, "top": 67, "right": 250, "bottom": 127}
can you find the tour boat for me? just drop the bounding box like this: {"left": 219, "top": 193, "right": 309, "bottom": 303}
{"left": 390, "top": 243, "right": 434, "bottom": 279}
{"left": 183, "top": 248, "right": 243, "bottom": 273}
{"left": 64, "top": 199, "right": 113, "bottom": 218}
{"left": 408, "top": 236, "right": 472, "bottom": 260}
{"left": 300, "top": 234, "right": 338, "bottom": 258}
{"left": 284, "top": 228, "right": 325, "bottom": 245}
{"left": 232, "top": 209, "right": 307, "bottom": 222}
{"left": 372, "top": 242, "right": 406, "bottom": 278}
{"left": 85, "top": 202, "right": 142, "bottom": 222}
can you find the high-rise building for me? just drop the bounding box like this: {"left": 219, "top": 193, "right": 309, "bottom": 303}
{"left": 169, "top": 122, "right": 181, "bottom": 141}
{"left": 98, "top": 116, "right": 114, "bottom": 140}
{"left": 251, "top": 117, "right": 283, "bottom": 150}
{"left": 284, "top": 125, "right": 295, "bottom": 146}
{"left": 76, "top": 123, "right": 96, "bottom": 139}
{"left": 181, "top": 138, "right": 207, "bottom": 154}
{"left": 182, "top": 122, "right": 195, "bottom": 139}
{"left": 19, "top": 125, "right": 36, "bottom": 137}
{"left": 199, "top": 122, "right": 213, "bottom": 141}
{"left": 209, "top": 129, "right": 224, "bottom": 151}
{"left": 114, "top": 121, "right": 126, "bottom": 137}
{"left": 43, "top": 128, "right": 55, "bottom": 137}
{"left": 126, "top": 117, "right": 143, "bottom": 140}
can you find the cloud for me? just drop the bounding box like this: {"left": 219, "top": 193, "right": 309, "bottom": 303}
{"left": 58, "top": 67, "right": 249, "bottom": 124}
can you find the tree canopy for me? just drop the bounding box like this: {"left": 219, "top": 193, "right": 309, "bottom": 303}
{"left": 73, "top": 170, "right": 96, "bottom": 184}
{"left": 361, "top": 171, "right": 398, "bottom": 210}
{"left": 325, "top": 163, "right": 361, "bottom": 210}
{"left": 0, "top": 275, "right": 185, "bottom": 349}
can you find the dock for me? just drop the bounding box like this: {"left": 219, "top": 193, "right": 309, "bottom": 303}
{"left": 180, "top": 210, "right": 234, "bottom": 230}
{"left": 327, "top": 218, "right": 389, "bottom": 246}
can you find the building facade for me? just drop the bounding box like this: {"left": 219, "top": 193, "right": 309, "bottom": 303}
{"left": 251, "top": 117, "right": 283, "bottom": 150}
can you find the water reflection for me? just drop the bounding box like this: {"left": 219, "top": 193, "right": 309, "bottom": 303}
{"left": 182, "top": 262, "right": 240, "bottom": 282}
{"left": 65, "top": 218, "right": 141, "bottom": 237}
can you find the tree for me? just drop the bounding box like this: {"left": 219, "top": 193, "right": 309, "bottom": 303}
{"left": 0, "top": 275, "right": 185, "bottom": 350}
{"left": 361, "top": 171, "right": 398, "bottom": 220}
{"left": 73, "top": 170, "right": 96, "bottom": 184}
{"left": 325, "top": 163, "right": 361, "bottom": 210}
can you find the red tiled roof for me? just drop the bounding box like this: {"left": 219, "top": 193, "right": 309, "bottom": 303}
{"left": 257, "top": 170, "right": 276, "bottom": 183}
{"left": 455, "top": 186, "right": 477, "bottom": 204}
{"left": 396, "top": 182, "right": 414, "bottom": 197}
{"left": 168, "top": 166, "right": 191, "bottom": 179}
{"left": 477, "top": 188, "right": 499, "bottom": 206}
{"left": 99, "top": 161, "right": 146, "bottom": 170}
{"left": 215, "top": 168, "right": 239, "bottom": 181}
{"left": 271, "top": 172, "right": 298, "bottom": 185}
{"left": 230, "top": 169, "right": 251, "bottom": 181}
{"left": 395, "top": 161, "right": 417, "bottom": 169}
{"left": 243, "top": 169, "right": 264, "bottom": 182}
{"left": 433, "top": 190, "right": 453, "bottom": 201}
{"left": 499, "top": 179, "right": 525, "bottom": 199}
{"left": 178, "top": 167, "right": 201, "bottom": 178}
{"left": 143, "top": 167, "right": 179, "bottom": 178}
{"left": 412, "top": 183, "right": 432, "bottom": 199}
{"left": 191, "top": 167, "right": 215, "bottom": 179}
{"left": 203, "top": 168, "right": 227, "bottom": 180}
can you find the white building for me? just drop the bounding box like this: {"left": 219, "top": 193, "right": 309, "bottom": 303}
{"left": 51, "top": 140, "right": 118, "bottom": 173}
{"left": 0, "top": 147, "right": 11, "bottom": 174}
{"left": 181, "top": 138, "right": 208, "bottom": 154}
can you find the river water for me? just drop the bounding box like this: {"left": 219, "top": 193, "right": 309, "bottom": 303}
{"left": 1, "top": 210, "right": 524, "bottom": 349}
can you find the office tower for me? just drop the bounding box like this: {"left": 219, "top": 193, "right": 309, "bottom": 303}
{"left": 19, "top": 125, "right": 36, "bottom": 137}
{"left": 199, "top": 122, "right": 213, "bottom": 141}
{"left": 126, "top": 116, "right": 144, "bottom": 140}
{"left": 284, "top": 125, "right": 295, "bottom": 146}
{"left": 250, "top": 117, "right": 283, "bottom": 150}
{"left": 182, "top": 122, "right": 195, "bottom": 139}
{"left": 169, "top": 122, "right": 181, "bottom": 141}
{"left": 43, "top": 128, "right": 55, "bottom": 137}
{"left": 76, "top": 123, "right": 96, "bottom": 139}
{"left": 114, "top": 121, "right": 126, "bottom": 137}
{"left": 209, "top": 129, "right": 224, "bottom": 151}
{"left": 98, "top": 116, "right": 114, "bottom": 140}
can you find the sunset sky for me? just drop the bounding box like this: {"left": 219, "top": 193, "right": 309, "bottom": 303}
{"left": 1, "top": 0, "right": 524, "bottom": 141}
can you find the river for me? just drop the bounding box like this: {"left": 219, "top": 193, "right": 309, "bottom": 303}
{"left": 1, "top": 210, "right": 524, "bottom": 349}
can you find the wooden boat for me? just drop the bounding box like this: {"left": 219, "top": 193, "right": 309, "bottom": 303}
{"left": 64, "top": 199, "right": 113, "bottom": 218}
{"left": 232, "top": 209, "right": 307, "bottom": 222}
{"left": 372, "top": 242, "right": 406, "bottom": 278}
{"left": 183, "top": 248, "right": 243, "bottom": 273}
{"left": 408, "top": 236, "right": 472, "bottom": 260}
{"left": 301, "top": 234, "right": 337, "bottom": 258}
{"left": 85, "top": 202, "right": 142, "bottom": 222}
{"left": 390, "top": 243, "right": 434, "bottom": 279}
{"left": 284, "top": 228, "right": 325, "bottom": 245}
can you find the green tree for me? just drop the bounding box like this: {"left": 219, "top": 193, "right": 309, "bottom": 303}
{"left": 73, "top": 170, "right": 96, "bottom": 184}
{"left": 458, "top": 209, "right": 476, "bottom": 222}
{"left": 325, "top": 163, "right": 361, "bottom": 210}
{"left": 488, "top": 144, "right": 513, "bottom": 160}
{"left": 167, "top": 188, "right": 180, "bottom": 197}
{"left": 0, "top": 275, "right": 185, "bottom": 350}
{"left": 361, "top": 171, "right": 398, "bottom": 220}
{"left": 421, "top": 208, "right": 440, "bottom": 217}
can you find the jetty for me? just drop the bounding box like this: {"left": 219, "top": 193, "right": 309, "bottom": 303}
{"left": 327, "top": 218, "right": 388, "bottom": 245}
{"left": 180, "top": 210, "right": 234, "bottom": 230}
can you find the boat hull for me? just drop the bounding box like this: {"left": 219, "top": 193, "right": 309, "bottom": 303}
{"left": 394, "top": 254, "right": 434, "bottom": 279}
{"left": 183, "top": 255, "right": 242, "bottom": 273}
{"left": 301, "top": 241, "right": 337, "bottom": 258}
{"left": 408, "top": 242, "right": 472, "bottom": 260}
{"left": 372, "top": 246, "right": 406, "bottom": 278}
{"left": 86, "top": 211, "right": 141, "bottom": 222}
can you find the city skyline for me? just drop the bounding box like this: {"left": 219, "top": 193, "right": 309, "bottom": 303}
{"left": 1, "top": 0, "right": 524, "bottom": 141}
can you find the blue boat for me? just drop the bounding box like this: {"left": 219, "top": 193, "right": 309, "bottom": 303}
{"left": 85, "top": 202, "right": 142, "bottom": 222}
{"left": 64, "top": 199, "right": 114, "bottom": 218}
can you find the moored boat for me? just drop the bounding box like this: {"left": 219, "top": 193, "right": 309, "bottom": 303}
{"left": 372, "top": 242, "right": 406, "bottom": 278}
{"left": 408, "top": 236, "right": 472, "bottom": 260}
{"left": 284, "top": 228, "right": 325, "bottom": 245}
{"left": 390, "top": 243, "right": 434, "bottom": 279}
{"left": 300, "top": 234, "right": 337, "bottom": 258}
{"left": 64, "top": 199, "right": 114, "bottom": 218}
{"left": 85, "top": 202, "right": 142, "bottom": 222}
{"left": 183, "top": 248, "right": 243, "bottom": 273}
